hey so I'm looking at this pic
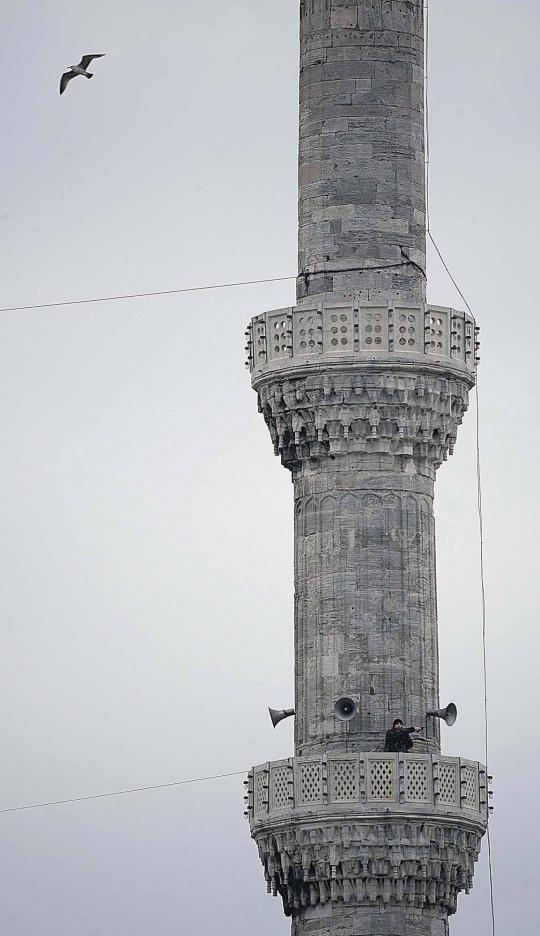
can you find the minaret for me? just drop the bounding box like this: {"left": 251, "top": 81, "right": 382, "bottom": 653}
{"left": 245, "top": 3, "right": 488, "bottom": 935}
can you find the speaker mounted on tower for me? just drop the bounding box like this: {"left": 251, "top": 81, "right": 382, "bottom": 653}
{"left": 426, "top": 702, "right": 458, "bottom": 727}
{"left": 333, "top": 697, "right": 358, "bottom": 722}
{"left": 268, "top": 707, "right": 295, "bottom": 729}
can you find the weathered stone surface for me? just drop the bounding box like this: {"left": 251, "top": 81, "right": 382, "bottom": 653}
{"left": 245, "top": 3, "right": 487, "bottom": 935}
{"left": 256, "top": 367, "right": 471, "bottom": 473}
{"left": 297, "top": 0, "right": 426, "bottom": 304}
{"left": 248, "top": 753, "right": 488, "bottom": 820}
{"left": 246, "top": 302, "right": 477, "bottom": 384}
{"left": 250, "top": 357, "right": 472, "bottom": 754}
{"left": 251, "top": 808, "right": 485, "bottom": 920}
{"left": 291, "top": 905, "right": 450, "bottom": 936}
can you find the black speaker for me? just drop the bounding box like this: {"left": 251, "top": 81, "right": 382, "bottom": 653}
{"left": 427, "top": 702, "right": 457, "bottom": 727}
{"left": 333, "top": 697, "right": 357, "bottom": 722}
{"left": 268, "top": 707, "right": 295, "bottom": 729}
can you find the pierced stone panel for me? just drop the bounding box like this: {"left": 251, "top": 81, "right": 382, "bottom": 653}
{"left": 395, "top": 307, "right": 423, "bottom": 352}
{"left": 298, "top": 762, "right": 323, "bottom": 804}
{"left": 329, "top": 759, "right": 359, "bottom": 803}
{"left": 323, "top": 305, "right": 354, "bottom": 352}
{"left": 293, "top": 307, "right": 323, "bottom": 355}
{"left": 270, "top": 765, "right": 291, "bottom": 810}
{"left": 438, "top": 762, "right": 459, "bottom": 806}
{"left": 359, "top": 306, "right": 389, "bottom": 351}
{"left": 462, "top": 765, "right": 479, "bottom": 809}
{"left": 450, "top": 313, "right": 466, "bottom": 362}
{"left": 425, "top": 307, "right": 450, "bottom": 355}
{"left": 254, "top": 770, "right": 269, "bottom": 816}
{"left": 268, "top": 311, "right": 292, "bottom": 361}
{"left": 464, "top": 317, "right": 476, "bottom": 366}
{"left": 404, "top": 760, "right": 431, "bottom": 803}
{"left": 366, "top": 757, "right": 397, "bottom": 802}
{"left": 253, "top": 317, "right": 267, "bottom": 367}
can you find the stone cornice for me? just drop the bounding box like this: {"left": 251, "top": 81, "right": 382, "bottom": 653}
{"left": 255, "top": 367, "right": 471, "bottom": 471}
{"left": 253, "top": 817, "right": 484, "bottom": 917}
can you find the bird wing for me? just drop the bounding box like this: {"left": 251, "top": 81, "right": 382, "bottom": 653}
{"left": 60, "top": 71, "right": 76, "bottom": 95}
{"left": 78, "top": 54, "right": 105, "bottom": 69}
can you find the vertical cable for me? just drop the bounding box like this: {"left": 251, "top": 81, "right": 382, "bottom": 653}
{"left": 475, "top": 379, "right": 497, "bottom": 936}
{"left": 425, "top": 4, "right": 496, "bottom": 931}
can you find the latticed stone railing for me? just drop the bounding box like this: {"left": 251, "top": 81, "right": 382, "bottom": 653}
{"left": 245, "top": 301, "right": 479, "bottom": 379}
{"left": 246, "top": 753, "right": 487, "bottom": 825}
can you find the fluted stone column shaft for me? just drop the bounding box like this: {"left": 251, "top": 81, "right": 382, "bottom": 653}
{"left": 293, "top": 454, "right": 440, "bottom": 756}
{"left": 297, "top": 0, "right": 426, "bottom": 304}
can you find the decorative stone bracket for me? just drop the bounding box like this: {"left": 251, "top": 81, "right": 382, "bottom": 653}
{"left": 256, "top": 369, "right": 471, "bottom": 471}
{"left": 253, "top": 817, "right": 484, "bottom": 917}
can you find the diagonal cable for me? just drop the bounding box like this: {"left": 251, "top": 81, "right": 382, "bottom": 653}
{"left": 0, "top": 770, "right": 247, "bottom": 815}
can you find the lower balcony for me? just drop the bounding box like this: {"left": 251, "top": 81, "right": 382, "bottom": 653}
{"left": 246, "top": 752, "right": 488, "bottom": 826}
{"left": 245, "top": 753, "right": 489, "bottom": 918}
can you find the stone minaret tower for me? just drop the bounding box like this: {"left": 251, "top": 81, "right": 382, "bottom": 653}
{"left": 245, "top": 3, "right": 488, "bottom": 935}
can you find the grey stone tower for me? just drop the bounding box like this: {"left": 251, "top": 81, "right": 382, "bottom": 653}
{"left": 245, "top": 3, "right": 487, "bottom": 934}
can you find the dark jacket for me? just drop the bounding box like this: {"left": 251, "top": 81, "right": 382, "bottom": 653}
{"left": 384, "top": 727, "right": 415, "bottom": 752}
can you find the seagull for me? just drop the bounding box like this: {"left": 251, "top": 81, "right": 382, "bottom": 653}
{"left": 60, "top": 54, "right": 106, "bottom": 95}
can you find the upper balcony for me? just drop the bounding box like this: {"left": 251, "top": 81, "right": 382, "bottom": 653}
{"left": 246, "top": 300, "right": 478, "bottom": 385}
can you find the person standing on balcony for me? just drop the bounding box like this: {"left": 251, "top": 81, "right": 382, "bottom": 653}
{"left": 384, "top": 719, "right": 422, "bottom": 752}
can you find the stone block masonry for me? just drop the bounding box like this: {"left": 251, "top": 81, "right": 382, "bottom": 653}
{"left": 244, "top": 3, "right": 487, "bottom": 935}
{"left": 297, "top": 1, "right": 426, "bottom": 304}
{"left": 247, "top": 298, "right": 476, "bottom": 755}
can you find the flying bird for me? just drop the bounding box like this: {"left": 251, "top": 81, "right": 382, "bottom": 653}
{"left": 60, "top": 54, "right": 106, "bottom": 95}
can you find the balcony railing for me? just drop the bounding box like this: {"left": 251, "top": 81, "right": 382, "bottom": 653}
{"left": 246, "top": 752, "right": 488, "bottom": 826}
{"left": 245, "top": 301, "right": 478, "bottom": 378}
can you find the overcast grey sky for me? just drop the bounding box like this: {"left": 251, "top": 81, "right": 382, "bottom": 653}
{"left": 0, "top": 1, "right": 538, "bottom": 933}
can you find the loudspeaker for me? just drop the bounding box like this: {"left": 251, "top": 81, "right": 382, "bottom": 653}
{"left": 427, "top": 702, "right": 458, "bottom": 727}
{"left": 269, "top": 707, "right": 295, "bottom": 729}
{"left": 333, "top": 697, "right": 357, "bottom": 722}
